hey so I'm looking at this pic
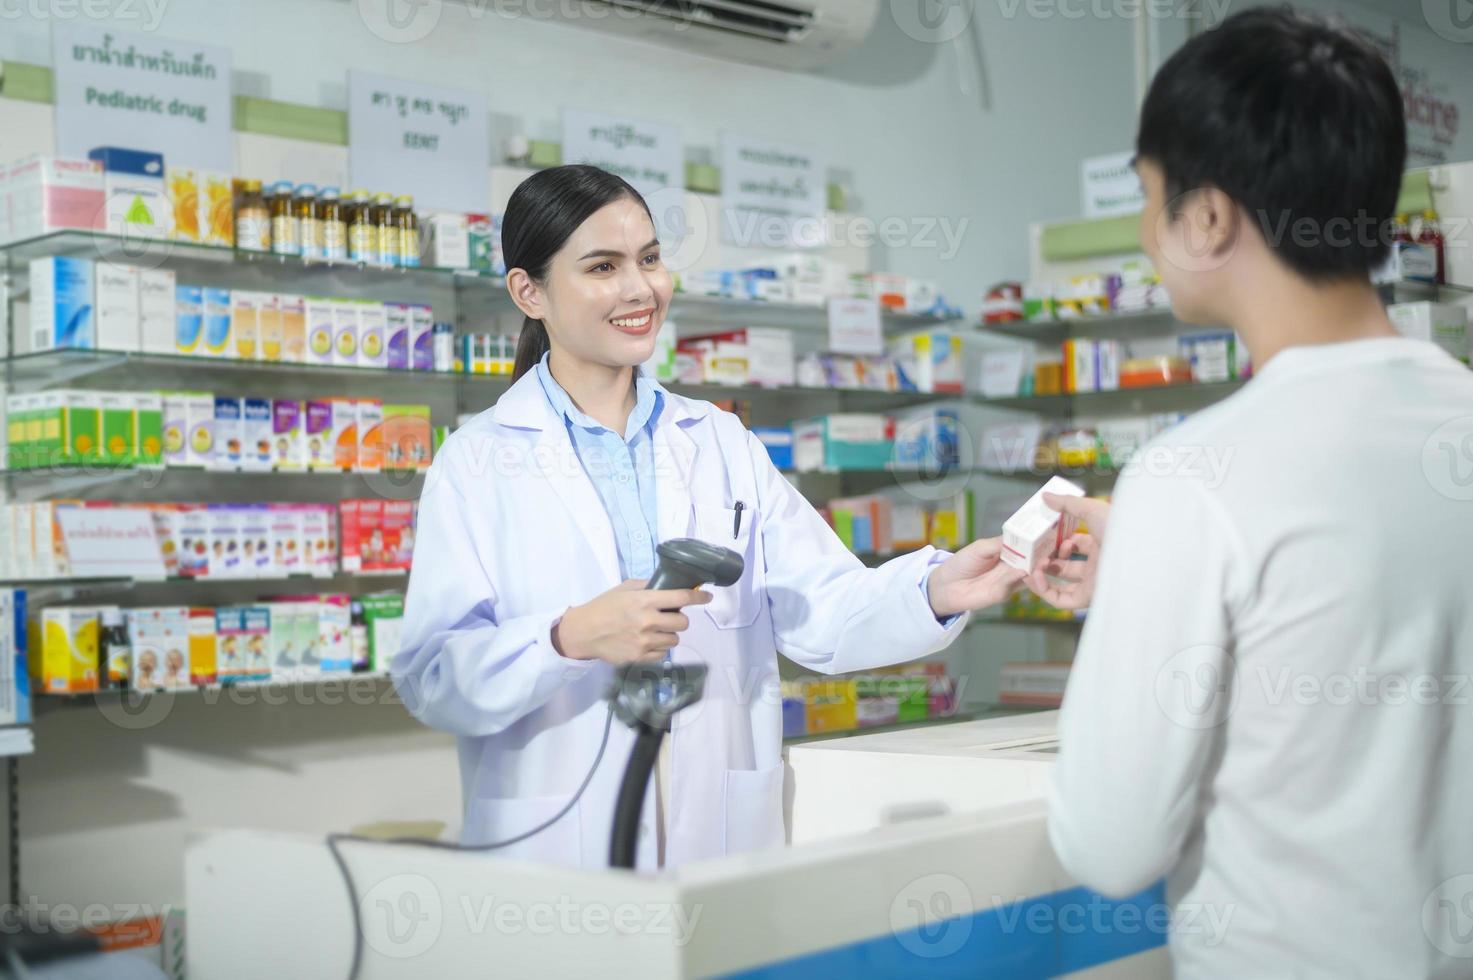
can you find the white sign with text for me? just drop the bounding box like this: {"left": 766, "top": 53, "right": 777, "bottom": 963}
{"left": 348, "top": 71, "right": 490, "bottom": 212}
{"left": 51, "top": 24, "right": 234, "bottom": 172}
{"left": 1081, "top": 151, "right": 1144, "bottom": 219}
{"left": 721, "top": 134, "right": 826, "bottom": 249}
{"left": 827, "top": 297, "right": 883, "bottom": 356}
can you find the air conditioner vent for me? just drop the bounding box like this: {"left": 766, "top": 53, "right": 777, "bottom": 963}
{"left": 591, "top": 0, "right": 817, "bottom": 45}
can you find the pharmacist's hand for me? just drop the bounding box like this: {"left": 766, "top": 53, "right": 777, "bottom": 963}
{"left": 1026, "top": 495, "right": 1111, "bottom": 611}
{"left": 552, "top": 579, "right": 712, "bottom": 666}
{"left": 927, "top": 537, "right": 1028, "bottom": 618}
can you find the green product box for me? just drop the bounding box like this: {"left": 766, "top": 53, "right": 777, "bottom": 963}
{"left": 98, "top": 392, "right": 136, "bottom": 466}
{"left": 31, "top": 391, "right": 101, "bottom": 467}
{"left": 359, "top": 593, "right": 404, "bottom": 673}
{"left": 6, "top": 394, "right": 33, "bottom": 470}
{"left": 895, "top": 676, "right": 930, "bottom": 724}
{"left": 830, "top": 508, "right": 855, "bottom": 551}
{"left": 133, "top": 392, "right": 164, "bottom": 467}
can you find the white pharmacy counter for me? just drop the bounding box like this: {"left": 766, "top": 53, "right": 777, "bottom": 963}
{"left": 188, "top": 712, "right": 1169, "bottom": 978}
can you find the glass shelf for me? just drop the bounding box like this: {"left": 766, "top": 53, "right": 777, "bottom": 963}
{"left": 668, "top": 292, "right": 961, "bottom": 333}
{"left": 1, "top": 348, "right": 464, "bottom": 393}
{"left": 980, "top": 308, "right": 1179, "bottom": 344}
{"left": 36, "top": 669, "right": 394, "bottom": 702}
{"left": 7, "top": 569, "right": 407, "bottom": 589}
{"left": 0, "top": 230, "right": 501, "bottom": 291}
{"left": 977, "top": 379, "right": 1247, "bottom": 416}
{"left": 782, "top": 703, "right": 1051, "bottom": 745}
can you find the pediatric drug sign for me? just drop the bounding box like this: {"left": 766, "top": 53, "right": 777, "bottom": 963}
{"left": 51, "top": 24, "right": 234, "bottom": 172}
{"left": 721, "top": 134, "right": 827, "bottom": 250}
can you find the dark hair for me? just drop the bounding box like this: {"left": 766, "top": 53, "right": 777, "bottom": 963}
{"left": 503, "top": 165, "right": 653, "bottom": 381}
{"left": 1136, "top": 6, "right": 1406, "bottom": 281}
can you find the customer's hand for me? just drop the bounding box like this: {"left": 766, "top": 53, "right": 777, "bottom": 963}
{"left": 1027, "top": 494, "right": 1112, "bottom": 611}
{"left": 927, "top": 536, "right": 1028, "bottom": 618}
{"left": 552, "top": 579, "right": 712, "bottom": 665}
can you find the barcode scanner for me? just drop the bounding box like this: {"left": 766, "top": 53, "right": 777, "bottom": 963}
{"left": 609, "top": 538, "right": 744, "bottom": 869}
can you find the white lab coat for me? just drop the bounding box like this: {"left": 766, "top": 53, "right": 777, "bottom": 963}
{"left": 392, "top": 368, "right": 969, "bottom": 870}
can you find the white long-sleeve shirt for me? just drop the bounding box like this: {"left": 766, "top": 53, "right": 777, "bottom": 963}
{"left": 1050, "top": 336, "right": 1473, "bottom": 979}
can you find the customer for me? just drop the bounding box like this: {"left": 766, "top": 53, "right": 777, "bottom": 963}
{"left": 1030, "top": 8, "right": 1473, "bottom": 978}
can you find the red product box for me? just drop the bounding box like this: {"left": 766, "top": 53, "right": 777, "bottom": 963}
{"left": 338, "top": 500, "right": 361, "bottom": 572}
{"left": 382, "top": 499, "right": 416, "bottom": 570}
{"left": 358, "top": 500, "right": 384, "bottom": 571}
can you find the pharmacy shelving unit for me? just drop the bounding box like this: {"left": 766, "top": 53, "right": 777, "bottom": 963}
{"left": 0, "top": 227, "right": 997, "bottom": 905}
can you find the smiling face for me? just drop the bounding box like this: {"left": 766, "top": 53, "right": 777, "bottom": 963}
{"left": 510, "top": 197, "right": 673, "bottom": 369}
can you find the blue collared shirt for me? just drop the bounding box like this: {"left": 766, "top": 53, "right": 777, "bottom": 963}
{"left": 536, "top": 351, "right": 663, "bottom": 581}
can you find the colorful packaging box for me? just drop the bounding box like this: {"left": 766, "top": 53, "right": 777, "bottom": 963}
{"left": 1001, "top": 477, "right": 1086, "bottom": 573}
{"left": 176, "top": 504, "right": 209, "bottom": 578}
{"left": 128, "top": 606, "right": 189, "bottom": 691}
{"left": 382, "top": 405, "right": 432, "bottom": 471}
{"left": 300, "top": 505, "right": 335, "bottom": 576}
{"left": 208, "top": 397, "right": 242, "bottom": 471}
{"left": 357, "top": 301, "right": 386, "bottom": 369}
{"left": 239, "top": 503, "right": 272, "bottom": 578}
{"left": 304, "top": 400, "right": 335, "bottom": 471}
{"left": 358, "top": 500, "right": 384, "bottom": 571}
{"left": 199, "top": 171, "right": 234, "bottom": 246}
{"left": 242, "top": 606, "right": 272, "bottom": 681}
{"left": 29, "top": 256, "right": 95, "bottom": 352}
{"left": 31, "top": 607, "right": 99, "bottom": 694}
{"left": 201, "top": 287, "right": 232, "bottom": 357}
{"left": 246, "top": 292, "right": 279, "bottom": 363}
{"left": 279, "top": 294, "right": 307, "bottom": 363}
{"left": 356, "top": 399, "right": 383, "bottom": 474}
{"left": 98, "top": 392, "right": 136, "bottom": 466}
{"left": 269, "top": 505, "right": 302, "bottom": 577}
{"left": 305, "top": 297, "right": 335, "bottom": 365}
{"left": 382, "top": 500, "right": 415, "bottom": 570}
{"left": 265, "top": 601, "right": 298, "bottom": 681}
{"left": 241, "top": 398, "right": 273, "bottom": 472}
{"left": 339, "top": 500, "right": 362, "bottom": 572}
{"left": 161, "top": 390, "right": 213, "bottom": 468}
{"left": 410, "top": 304, "right": 434, "bottom": 371}
{"left": 207, "top": 503, "right": 243, "bottom": 579}
{"left": 332, "top": 301, "right": 358, "bottom": 366}
{"left": 166, "top": 167, "right": 201, "bottom": 242}
{"left": 330, "top": 398, "right": 358, "bottom": 471}
{"left": 805, "top": 678, "right": 857, "bottom": 735}
{"left": 317, "top": 595, "right": 353, "bottom": 673}
{"left": 174, "top": 285, "right": 204, "bottom": 356}
{"left": 385, "top": 303, "right": 411, "bottom": 370}
{"left": 230, "top": 291, "right": 261, "bottom": 361}
{"left": 272, "top": 399, "right": 306, "bottom": 470}
{"left": 4, "top": 155, "right": 104, "bottom": 243}
{"left": 188, "top": 606, "right": 217, "bottom": 686}
{"left": 215, "top": 606, "right": 250, "bottom": 683}
{"left": 88, "top": 146, "right": 168, "bottom": 239}
{"left": 132, "top": 392, "right": 163, "bottom": 467}
{"left": 360, "top": 593, "right": 405, "bottom": 673}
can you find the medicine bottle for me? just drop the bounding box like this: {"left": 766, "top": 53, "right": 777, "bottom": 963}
{"left": 318, "top": 187, "right": 347, "bottom": 262}
{"left": 371, "top": 192, "right": 397, "bottom": 267}
{"left": 235, "top": 179, "right": 270, "bottom": 252}
{"left": 395, "top": 195, "right": 420, "bottom": 268}
{"left": 348, "top": 189, "right": 374, "bottom": 263}
{"left": 269, "top": 181, "right": 299, "bottom": 257}
{"left": 295, "top": 184, "right": 321, "bottom": 260}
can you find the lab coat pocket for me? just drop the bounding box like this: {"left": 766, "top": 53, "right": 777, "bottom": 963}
{"left": 695, "top": 504, "right": 761, "bottom": 630}
{"left": 462, "top": 793, "right": 581, "bottom": 866}
{"left": 722, "top": 763, "right": 786, "bottom": 855}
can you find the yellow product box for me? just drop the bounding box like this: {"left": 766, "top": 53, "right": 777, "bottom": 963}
{"left": 188, "top": 606, "right": 218, "bottom": 686}
{"left": 166, "top": 168, "right": 201, "bottom": 242}
{"left": 31, "top": 607, "right": 101, "bottom": 694}
{"left": 257, "top": 292, "right": 283, "bottom": 362}
{"left": 804, "top": 678, "right": 858, "bottom": 735}
{"left": 231, "top": 291, "right": 261, "bottom": 361}
{"left": 279, "top": 295, "right": 307, "bottom": 362}
{"left": 199, "top": 171, "right": 234, "bottom": 246}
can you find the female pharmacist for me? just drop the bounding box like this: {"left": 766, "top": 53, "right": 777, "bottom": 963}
{"left": 394, "top": 165, "right": 1025, "bottom": 871}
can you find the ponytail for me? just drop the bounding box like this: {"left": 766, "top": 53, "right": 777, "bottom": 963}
{"left": 511, "top": 316, "right": 551, "bottom": 382}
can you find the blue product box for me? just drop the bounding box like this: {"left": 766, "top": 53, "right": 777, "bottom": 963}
{"left": 29, "top": 256, "right": 95, "bottom": 351}
{"left": 782, "top": 689, "right": 805, "bottom": 739}
{"left": 87, "top": 146, "right": 164, "bottom": 176}
{"left": 11, "top": 590, "right": 29, "bottom": 726}
{"left": 894, "top": 408, "right": 961, "bottom": 473}
{"left": 175, "top": 285, "right": 203, "bottom": 355}
{"left": 752, "top": 426, "right": 794, "bottom": 471}
{"left": 201, "top": 288, "right": 232, "bottom": 357}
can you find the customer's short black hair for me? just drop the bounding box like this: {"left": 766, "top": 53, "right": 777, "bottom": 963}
{"left": 1136, "top": 6, "right": 1406, "bottom": 281}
